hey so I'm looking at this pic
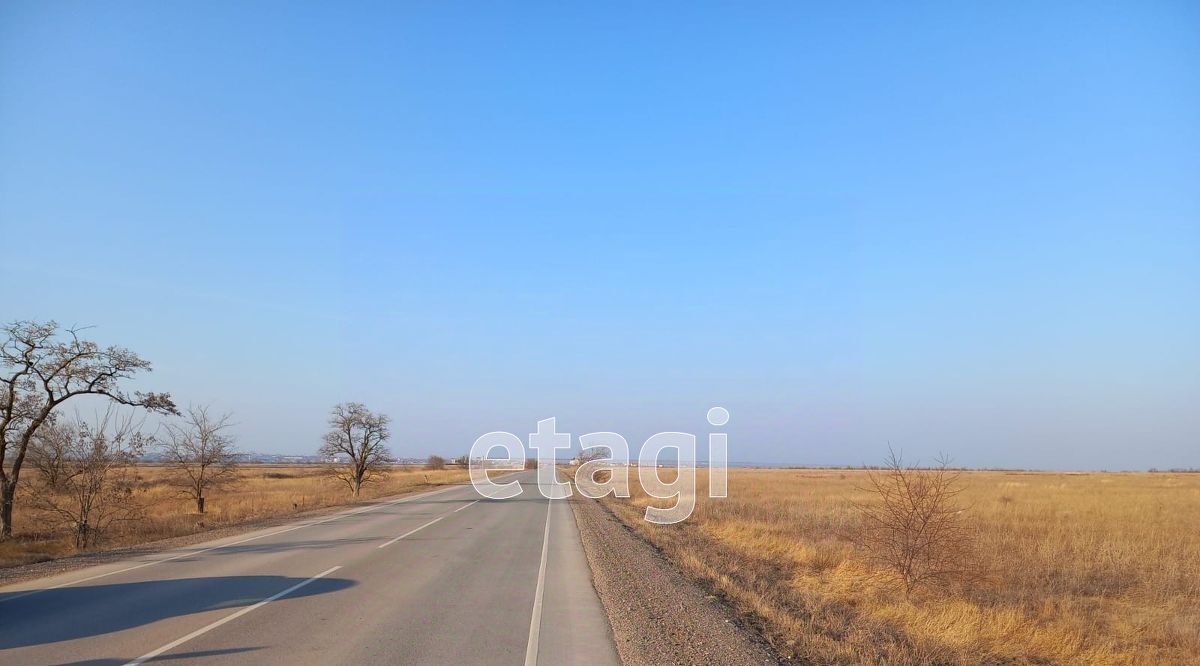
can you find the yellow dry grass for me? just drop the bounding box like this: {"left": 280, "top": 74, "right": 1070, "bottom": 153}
{"left": 1, "top": 464, "right": 468, "bottom": 568}
{"left": 598, "top": 468, "right": 1200, "bottom": 665}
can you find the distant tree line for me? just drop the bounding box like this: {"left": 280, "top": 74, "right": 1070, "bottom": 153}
{"left": 1149, "top": 468, "right": 1200, "bottom": 473}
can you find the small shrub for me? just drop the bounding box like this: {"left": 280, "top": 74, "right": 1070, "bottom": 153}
{"left": 426, "top": 455, "right": 446, "bottom": 471}
{"left": 851, "top": 449, "right": 981, "bottom": 598}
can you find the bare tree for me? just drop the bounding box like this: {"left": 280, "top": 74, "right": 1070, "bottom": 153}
{"left": 850, "top": 448, "right": 981, "bottom": 598}
{"left": 28, "top": 418, "right": 72, "bottom": 488}
{"left": 0, "top": 320, "right": 177, "bottom": 539}
{"left": 32, "top": 408, "right": 151, "bottom": 549}
{"left": 319, "top": 403, "right": 391, "bottom": 496}
{"left": 577, "top": 447, "right": 606, "bottom": 464}
{"left": 160, "top": 406, "right": 240, "bottom": 513}
{"left": 426, "top": 455, "right": 446, "bottom": 470}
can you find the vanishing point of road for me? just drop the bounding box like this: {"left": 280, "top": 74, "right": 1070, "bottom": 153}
{"left": 0, "top": 470, "right": 621, "bottom": 665}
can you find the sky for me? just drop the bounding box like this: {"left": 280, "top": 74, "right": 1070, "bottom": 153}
{"left": 1, "top": 2, "right": 1197, "bottom": 470}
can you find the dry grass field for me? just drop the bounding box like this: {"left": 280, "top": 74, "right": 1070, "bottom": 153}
{"left": 597, "top": 468, "right": 1200, "bottom": 665}
{"left": 0, "top": 464, "right": 468, "bottom": 569}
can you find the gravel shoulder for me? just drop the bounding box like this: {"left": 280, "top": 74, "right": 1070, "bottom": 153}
{"left": 570, "top": 493, "right": 783, "bottom": 666}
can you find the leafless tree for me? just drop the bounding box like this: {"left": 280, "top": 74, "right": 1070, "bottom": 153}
{"left": 577, "top": 447, "right": 606, "bottom": 464}
{"left": 426, "top": 455, "right": 446, "bottom": 470}
{"left": 32, "top": 408, "right": 151, "bottom": 549}
{"left": 28, "top": 418, "right": 72, "bottom": 488}
{"left": 160, "top": 406, "right": 240, "bottom": 513}
{"left": 319, "top": 403, "right": 391, "bottom": 496}
{"left": 0, "top": 320, "right": 177, "bottom": 539}
{"left": 850, "top": 448, "right": 981, "bottom": 599}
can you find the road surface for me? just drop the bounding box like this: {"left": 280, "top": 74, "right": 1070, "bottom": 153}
{"left": 0, "top": 470, "right": 620, "bottom": 665}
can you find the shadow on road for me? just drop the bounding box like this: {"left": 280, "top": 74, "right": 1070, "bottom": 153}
{"left": 168, "top": 536, "right": 380, "bottom": 560}
{"left": 61, "top": 646, "right": 262, "bottom": 664}
{"left": 0, "top": 574, "right": 355, "bottom": 649}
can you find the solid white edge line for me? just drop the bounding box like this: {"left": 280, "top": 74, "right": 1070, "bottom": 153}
{"left": 524, "top": 498, "right": 553, "bottom": 666}
{"left": 0, "top": 483, "right": 463, "bottom": 604}
{"left": 377, "top": 514, "right": 447, "bottom": 549}
{"left": 453, "top": 499, "right": 480, "bottom": 513}
{"left": 122, "top": 565, "right": 343, "bottom": 666}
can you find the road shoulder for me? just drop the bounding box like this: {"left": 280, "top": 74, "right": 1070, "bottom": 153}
{"left": 569, "top": 494, "right": 782, "bottom": 666}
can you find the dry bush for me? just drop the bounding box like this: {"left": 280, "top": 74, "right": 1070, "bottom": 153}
{"left": 31, "top": 409, "right": 150, "bottom": 549}
{"left": 426, "top": 455, "right": 446, "bottom": 470}
{"left": 27, "top": 420, "right": 73, "bottom": 488}
{"left": 850, "top": 450, "right": 981, "bottom": 598}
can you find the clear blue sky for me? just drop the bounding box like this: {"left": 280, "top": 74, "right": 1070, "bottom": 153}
{"left": 2, "top": 2, "right": 1197, "bottom": 469}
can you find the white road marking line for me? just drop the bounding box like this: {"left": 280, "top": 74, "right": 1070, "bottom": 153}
{"left": 524, "top": 498, "right": 553, "bottom": 666}
{"left": 122, "top": 566, "right": 342, "bottom": 666}
{"left": 453, "top": 499, "right": 480, "bottom": 512}
{"left": 377, "top": 515, "right": 447, "bottom": 548}
{"left": 0, "top": 484, "right": 463, "bottom": 603}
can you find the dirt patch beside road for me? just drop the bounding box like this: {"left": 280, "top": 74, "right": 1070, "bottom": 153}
{"left": 570, "top": 494, "right": 782, "bottom": 666}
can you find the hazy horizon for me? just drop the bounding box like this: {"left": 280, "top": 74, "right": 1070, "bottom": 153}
{"left": 2, "top": 3, "right": 1197, "bottom": 470}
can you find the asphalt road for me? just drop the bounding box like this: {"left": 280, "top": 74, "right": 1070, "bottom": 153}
{"left": 0, "top": 471, "right": 621, "bottom": 665}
